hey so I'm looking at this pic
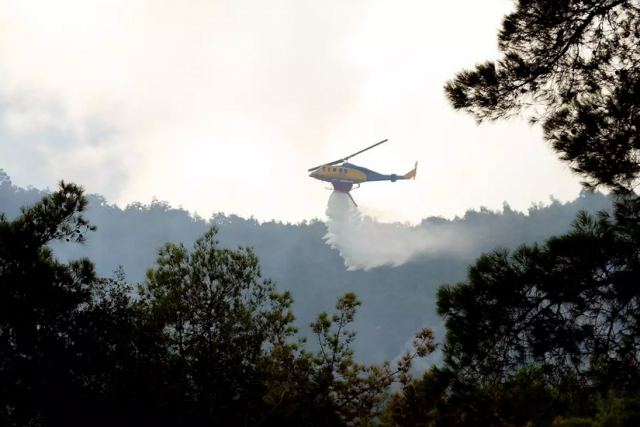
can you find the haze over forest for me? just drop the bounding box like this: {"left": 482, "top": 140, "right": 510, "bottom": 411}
{"left": 0, "top": 169, "right": 612, "bottom": 364}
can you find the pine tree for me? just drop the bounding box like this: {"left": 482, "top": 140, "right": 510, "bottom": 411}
{"left": 445, "top": 0, "right": 640, "bottom": 192}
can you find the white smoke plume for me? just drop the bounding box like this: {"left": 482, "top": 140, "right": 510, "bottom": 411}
{"left": 324, "top": 191, "right": 471, "bottom": 270}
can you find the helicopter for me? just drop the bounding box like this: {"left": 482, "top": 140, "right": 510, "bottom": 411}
{"left": 308, "top": 139, "right": 417, "bottom": 206}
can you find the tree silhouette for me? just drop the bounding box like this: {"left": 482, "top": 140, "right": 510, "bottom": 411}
{"left": 437, "top": 197, "right": 640, "bottom": 387}
{"left": 141, "top": 226, "right": 300, "bottom": 424}
{"left": 0, "top": 182, "right": 97, "bottom": 425}
{"left": 380, "top": 3, "right": 640, "bottom": 423}
{"left": 445, "top": 0, "right": 640, "bottom": 192}
{"left": 0, "top": 183, "right": 440, "bottom": 426}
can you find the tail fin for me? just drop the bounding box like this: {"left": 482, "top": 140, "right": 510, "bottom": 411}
{"left": 404, "top": 161, "right": 418, "bottom": 180}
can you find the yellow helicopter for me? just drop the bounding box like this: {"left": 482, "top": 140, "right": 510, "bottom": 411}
{"left": 308, "top": 139, "right": 417, "bottom": 206}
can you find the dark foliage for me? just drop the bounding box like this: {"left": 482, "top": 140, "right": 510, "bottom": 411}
{"left": 449, "top": 198, "right": 637, "bottom": 416}
{"left": 0, "top": 182, "right": 99, "bottom": 425}
{"left": 0, "top": 182, "right": 434, "bottom": 426}
{"left": 381, "top": 197, "right": 640, "bottom": 426}
{"left": 445, "top": 0, "right": 640, "bottom": 192}
{"left": 383, "top": 363, "right": 640, "bottom": 426}
{"left": 380, "top": 3, "right": 640, "bottom": 424}
{"left": 438, "top": 198, "right": 640, "bottom": 385}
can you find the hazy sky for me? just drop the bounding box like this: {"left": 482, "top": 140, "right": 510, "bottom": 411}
{"left": 0, "top": 0, "right": 583, "bottom": 223}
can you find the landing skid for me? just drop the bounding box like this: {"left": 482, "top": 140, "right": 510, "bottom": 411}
{"left": 347, "top": 192, "right": 358, "bottom": 207}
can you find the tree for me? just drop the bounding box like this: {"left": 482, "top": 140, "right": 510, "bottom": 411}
{"left": 437, "top": 197, "right": 640, "bottom": 386}
{"left": 387, "top": 3, "right": 640, "bottom": 423}
{"left": 0, "top": 182, "right": 98, "bottom": 425}
{"left": 0, "top": 182, "right": 189, "bottom": 426}
{"left": 309, "top": 293, "right": 436, "bottom": 426}
{"left": 143, "top": 237, "right": 437, "bottom": 426}
{"left": 417, "top": 197, "right": 639, "bottom": 426}
{"left": 445, "top": 0, "right": 640, "bottom": 192}
{"left": 141, "top": 227, "right": 299, "bottom": 425}
{"left": 382, "top": 197, "right": 640, "bottom": 424}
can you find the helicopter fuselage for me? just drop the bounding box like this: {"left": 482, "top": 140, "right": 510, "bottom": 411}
{"left": 309, "top": 162, "right": 405, "bottom": 192}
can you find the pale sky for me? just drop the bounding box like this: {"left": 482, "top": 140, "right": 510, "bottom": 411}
{"left": 0, "top": 0, "right": 583, "bottom": 223}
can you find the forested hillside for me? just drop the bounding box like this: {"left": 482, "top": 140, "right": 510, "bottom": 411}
{"left": 0, "top": 170, "right": 612, "bottom": 364}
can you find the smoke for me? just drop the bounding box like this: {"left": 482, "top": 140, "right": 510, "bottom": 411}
{"left": 324, "top": 191, "right": 471, "bottom": 270}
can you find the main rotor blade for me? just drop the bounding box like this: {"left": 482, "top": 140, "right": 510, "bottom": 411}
{"left": 342, "top": 139, "right": 388, "bottom": 162}
{"left": 307, "top": 139, "right": 388, "bottom": 172}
